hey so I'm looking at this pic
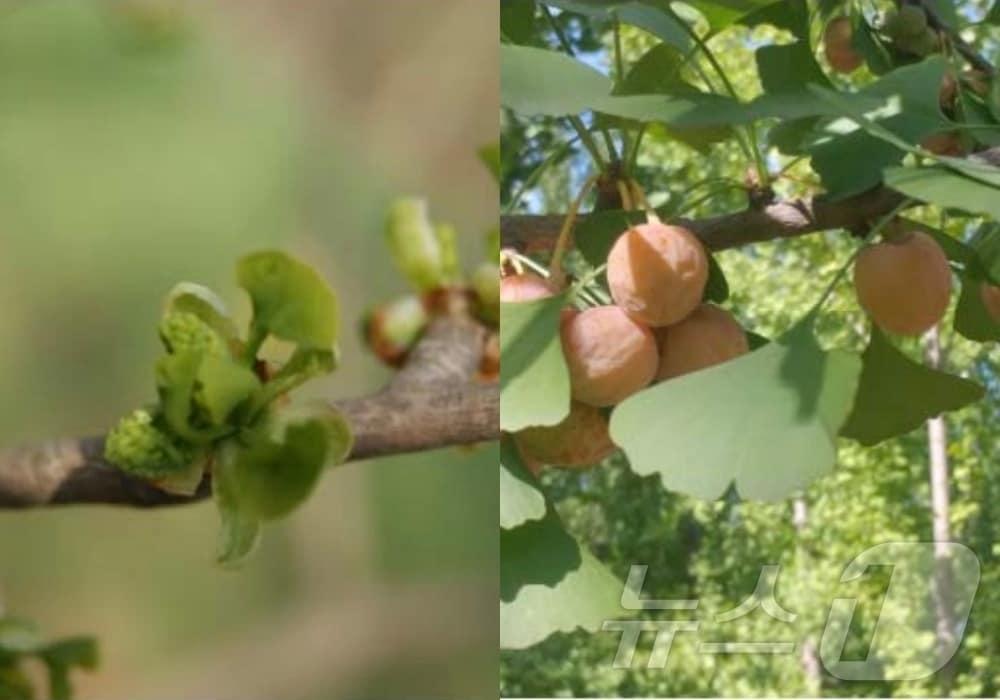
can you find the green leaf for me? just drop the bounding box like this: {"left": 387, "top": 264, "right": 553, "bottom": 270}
{"left": 501, "top": 507, "right": 630, "bottom": 649}
{"left": 500, "top": 293, "right": 571, "bottom": 431}
{"left": 806, "top": 58, "right": 952, "bottom": 197}
{"left": 0, "top": 619, "right": 41, "bottom": 655}
{"left": 955, "top": 270, "right": 1000, "bottom": 342}
{"left": 156, "top": 352, "right": 208, "bottom": 443}
{"left": 164, "top": 282, "right": 238, "bottom": 342}
{"left": 884, "top": 166, "right": 1000, "bottom": 220}
{"left": 501, "top": 44, "right": 612, "bottom": 117}
{"left": 501, "top": 0, "right": 537, "bottom": 45}
{"left": 218, "top": 406, "right": 353, "bottom": 521}
{"left": 478, "top": 142, "right": 501, "bottom": 182}
{"left": 500, "top": 436, "right": 546, "bottom": 529}
{"left": 237, "top": 251, "right": 339, "bottom": 350}
{"left": 38, "top": 638, "right": 98, "bottom": 700}
{"left": 215, "top": 505, "right": 261, "bottom": 568}
{"left": 213, "top": 450, "right": 261, "bottom": 567}
{"left": 840, "top": 328, "right": 984, "bottom": 446}
{"left": 251, "top": 348, "right": 338, "bottom": 414}
{"left": 616, "top": 43, "right": 730, "bottom": 150}
{"left": 196, "top": 355, "right": 261, "bottom": 425}
{"left": 704, "top": 251, "right": 729, "bottom": 303}
{"left": 610, "top": 323, "right": 861, "bottom": 501}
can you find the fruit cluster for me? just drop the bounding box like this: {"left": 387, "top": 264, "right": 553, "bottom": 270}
{"left": 505, "top": 219, "right": 750, "bottom": 473}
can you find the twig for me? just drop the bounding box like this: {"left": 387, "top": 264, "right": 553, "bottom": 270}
{"left": 0, "top": 316, "right": 498, "bottom": 508}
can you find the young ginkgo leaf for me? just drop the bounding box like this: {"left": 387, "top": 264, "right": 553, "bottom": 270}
{"left": 218, "top": 405, "right": 353, "bottom": 521}
{"left": 164, "top": 282, "right": 239, "bottom": 343}
{"left": 195, "top": 355, "right": 261, "bottom": 426}
{"left": 237, "top": 251, "right": 339, "bottom": 351}
{"left": 385, "top": 198, "right": 445, "bottom": 292}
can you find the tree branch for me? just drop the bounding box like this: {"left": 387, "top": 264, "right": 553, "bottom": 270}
{"left": 502, "top": 147, "right": 1000, "bottom": 253}
{"left": 502, "top": 186, "right": 905, "bottom": 253}
{"left": 0, "top": 315, "right": 498, "bottom": 509}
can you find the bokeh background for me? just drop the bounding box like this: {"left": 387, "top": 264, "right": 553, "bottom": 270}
{"left": 0, "top": 1, "right": 497, "bottom": 697}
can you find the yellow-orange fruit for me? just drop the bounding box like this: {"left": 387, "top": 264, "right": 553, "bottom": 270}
{"left": 514, "top": 401, "right": 616, "bottom": 472}
{"left": 561, "top": 305, "right": 658, "bottom": 407}
{"left": 980, "top": 283, "right": 1000, "bottom": 324}
{"left": 853, "top": 231, "right": 952, "bottom": 336}
{"left": 500, "top": 272, "right": 555, "bottom": 302}
{"left": 920, "top": 131, "right": 964, "bottom": 156}
{"left": 656, "top": 304, "right": 749, "bottom": 381}
{"left": 606, "top": 222, "right": 708, "bottom": 327}
{"left": 824, "top": 17, "right": 863, "bottom": 74}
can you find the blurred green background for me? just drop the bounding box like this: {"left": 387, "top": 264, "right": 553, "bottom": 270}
{"left": 0, "top": 1, "right": 497, "bottom": 697}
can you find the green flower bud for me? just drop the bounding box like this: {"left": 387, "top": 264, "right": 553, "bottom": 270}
{"left": 105, "top": 409, "right": 195, "bottom": 478}
{"left": 160, "top": 311, "right": 228, "bottom": 358}
{"left": 434, "top": 223, "right": 461, "bottom": 284}
{"left": 361, "top": 295, "right": 429, "bottom": 366}
{"left": 385, "top": 198, "right": 445, "bottom": 292}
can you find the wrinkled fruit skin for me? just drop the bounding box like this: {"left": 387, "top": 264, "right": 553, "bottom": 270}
{"left": 980, "top": 283, "right": 1000, "bottom": 324}
{"left": 853, "top": 231, "right": 952, "bottom": 336}
{"left": 514, "top": 401, "right": 616, "bottom": 472}
{"left": 657, "top": 304, "right": 749, "bottom": 381}
{"left": 607, "top": 222, "right": 708, "bottom": 327}
{"left": 500, "top": 272, "right": 556, "bottom": 303}
{"left": 824, "top": 17, "right": 863, "bottom": 73}
{"left": 561, "top": 305, "right": 658, "bottom": 407}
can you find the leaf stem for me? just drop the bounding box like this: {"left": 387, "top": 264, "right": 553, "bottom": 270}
{"left": 549, "top": 174, "right": 600, "bottom": 287}
{"left": 664, "top": 5, "right": 768, "bottom": 186}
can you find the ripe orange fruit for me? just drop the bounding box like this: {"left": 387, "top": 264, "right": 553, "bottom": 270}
{"left": 561, "top": 305, "right": 658, "bottom": 407}
{"left": 606, "top": 221, "right": 708, "bottom": 327}
{"left": 853, "top": 231, "right": 952, "bottom": 336}
{"left": 824, "top": 17, "right": 863, "bottom": 73}
{"left": 514, "top": 401, "right": 616, "bottom": 472}
{"left": 657, "top": 304, "right": 749, "bottom": 381}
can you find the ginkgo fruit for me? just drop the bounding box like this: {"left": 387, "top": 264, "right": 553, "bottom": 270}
{"left": 853, "top": 231, "right": 952, "bottom": 336}
{"left": 824, "top": 16, "right": 863, "bottom": 73}
{"left": 500, "top": 272, "right": 556, "bottom": 302}
{"left": 606, "top": 221, "right": 708, "bottom": 327}
{"left": 561, "top": 305, "right": 658, "bottom": 407}
{"left": 514, "top": 401, "right": 616, "bottom": 473}
{"left": 657, "top": 303, "right": 749, "bottom": 381}
{"left": 980, "top": 282, "right": 1000, "bottom": 324}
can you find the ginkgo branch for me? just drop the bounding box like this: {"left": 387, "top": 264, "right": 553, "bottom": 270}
{"left": 0, "top": 315, "right": 498, "bottom": 509}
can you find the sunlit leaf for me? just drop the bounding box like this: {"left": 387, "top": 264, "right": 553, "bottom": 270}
{"left": 500, "top": 294, "right": 571, "bottom": 431}
{"left": 237, "top": 251, "right": 339, "bottom": 350}
{"left": 500, "top": 436, "right": 546, "bottom": 530}
{"left": 611, "top": 323, "right": 861, "bottom": 501}
{"left": 501, "top": 507, "right": 630, "bottom": 649}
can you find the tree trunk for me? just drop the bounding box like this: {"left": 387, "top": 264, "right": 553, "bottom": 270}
{"left": 793, "top": 496, "right": 822, "bottom": 696}
{"left": 925, "top": 325, "right": 957, "bottom": 692}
